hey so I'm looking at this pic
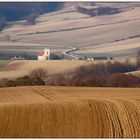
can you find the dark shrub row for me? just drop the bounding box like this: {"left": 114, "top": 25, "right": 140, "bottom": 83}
{"left": 0, "top": 61, "right": 140, "bottom": 88}
{"left": 46, "top": 61, "right": 140, "bottom": 87}
{"left": 0, "top": 68, "right": 47, "bottom": 87}
{"left": 1, "top": 76, "right": 45, "bottom": 87}
{"left": 46, "top": 73, "right": 139, "bottom": 87}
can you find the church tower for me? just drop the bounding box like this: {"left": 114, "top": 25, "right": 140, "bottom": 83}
{"left": 44, "top": 48, "right": 50, "bottom": 60}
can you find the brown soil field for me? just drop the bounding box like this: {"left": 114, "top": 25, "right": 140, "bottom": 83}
{"left": 0, "top": 86, "right": 140, "bottom": 138}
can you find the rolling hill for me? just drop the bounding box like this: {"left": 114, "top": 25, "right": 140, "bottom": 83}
{"left": 0, "top": 3, "right": 140, "bottom": 138}
{"left": 0, "top": 60, "right": 95, "bottom": 80}
{"left": 0, "top": 86, "right": 139, "bottom": 138}
{"left": 0, "top": 2, "right": 63, "bottom": 21}
{"left": 0, "top": 2, "right": 140, "bottom": 60}
{"left": 127, "top": 69, "right": 140, "bottom": 77}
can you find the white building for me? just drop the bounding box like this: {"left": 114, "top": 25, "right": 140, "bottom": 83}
{"left": 38, "top": 48, "right": 50, "bottom": 60}
{"left": 10, "top": 56, "right": 25, "bottom": 60}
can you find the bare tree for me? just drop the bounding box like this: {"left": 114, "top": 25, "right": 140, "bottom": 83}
{"left": 107, "top": 73, "right": 139, "bottom": 87}
{"left": 29, "top": 68, "right": 47, "bottom": 80}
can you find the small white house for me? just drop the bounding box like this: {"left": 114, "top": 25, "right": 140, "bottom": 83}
{"left": 38, "top": 48, "right": 50, "bottom": 60}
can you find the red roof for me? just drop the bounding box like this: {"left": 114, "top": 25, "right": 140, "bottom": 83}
{"left": 38, "top": 51, "right": 44, "bottom": 56}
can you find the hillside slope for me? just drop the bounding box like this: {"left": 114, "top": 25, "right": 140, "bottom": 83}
{"left": 0, "top": 2, "right": 140, "bottom": 59}
{"left": 0, "top": 60, "right": 95, "bottom": 80}
{"left": 0, "top": 86, "right": 140, "bottom": 138}
{"left": 0, "top": 2, "right": 63, "bottom": 21}
{"left": 127, "top": 69, "right": 140, "bottom": 77}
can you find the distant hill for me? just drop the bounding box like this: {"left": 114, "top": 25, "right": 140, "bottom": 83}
{"left": 1, "top": 2, "right": 140, "bottom": 60}
{"left": 0, "top": 2, "right": 64, "bottom": 21}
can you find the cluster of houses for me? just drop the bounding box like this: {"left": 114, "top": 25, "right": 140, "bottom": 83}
{"left": 10, "top": 48, "right": 113, "bottom": 61}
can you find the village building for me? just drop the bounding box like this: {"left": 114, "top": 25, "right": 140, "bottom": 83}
{"left": 10, "top": 56, "right": 25, "bottom": 60}
{"left": 38, "top": 48, "right": 50, "bottom": 60}
{"left": 87, "top": 56, "right": 113, "bottom": 61}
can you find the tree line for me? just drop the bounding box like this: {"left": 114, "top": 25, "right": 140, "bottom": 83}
{"left": 1, "top": 51, "right": 140, "bottom": 88}
{"left": 46, "top": 61, "right": 140, "bottom": 87}
{"left": 1, "top": 59, "right": 140, "bottom": 88}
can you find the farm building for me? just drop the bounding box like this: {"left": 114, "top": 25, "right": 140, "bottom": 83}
{"left": 38, "top": 48, "right": 50, "bottom": 60}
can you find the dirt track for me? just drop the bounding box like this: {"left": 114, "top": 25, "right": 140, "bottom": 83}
{"left": 0, "top": 86, "right": 140, "bottom": 138}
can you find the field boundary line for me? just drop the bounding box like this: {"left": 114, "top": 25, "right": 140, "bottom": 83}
{"left": 32, "top": 89, "right": 54, "bottom": 101}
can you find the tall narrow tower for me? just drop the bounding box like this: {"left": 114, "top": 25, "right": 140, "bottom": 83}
{"left": 44, "top": 48, "right": 50, "bottom": 60}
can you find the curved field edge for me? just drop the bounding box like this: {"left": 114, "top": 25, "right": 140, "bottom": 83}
{"left": 0, "top": 86, "right": 140, "bottom": 138}
{"left": 0, "top": 99, "right": 139, "bottom": 138}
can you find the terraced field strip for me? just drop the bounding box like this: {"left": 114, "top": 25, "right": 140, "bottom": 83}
{"left": 0, "top": 86, "right": 140, "bottom": 138}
